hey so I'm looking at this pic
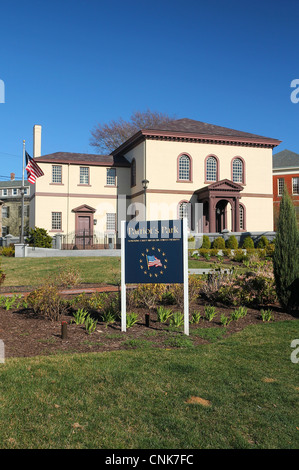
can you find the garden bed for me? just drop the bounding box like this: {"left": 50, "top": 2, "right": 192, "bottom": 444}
{"left": 0, "top": 287, "right": 294, "bottom": 359}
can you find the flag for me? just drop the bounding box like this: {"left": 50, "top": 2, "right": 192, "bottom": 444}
{"left": 147, "top": 255, "right": 162, "bottom": 268}
{"left": 25, "top": 151, "right": 44, "bottom": 184}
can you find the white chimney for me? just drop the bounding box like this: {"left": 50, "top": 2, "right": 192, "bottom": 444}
{"left": 33, "top": 125, "right": 42, "bottom": 158}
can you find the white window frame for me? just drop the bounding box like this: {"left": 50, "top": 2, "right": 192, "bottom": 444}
{"left": 51, "top": 212, "right": 62, "bottom": 230}
{"left": 2, "top": 189, "right": 7, "bottom": 196}
{"left": 106, "top": 213, "right": 116, "bottom": 231}
{"left": 52, "top": 165, "right": 62, "bottom": 184}
{"left": 278, "top": 178, "right": 284, "bottom": 196}
{"left": 292, "top": 177, "right": 299, "bottom": 195}
{"left": 232, "top": 158, "right": 243, "bottom": 183}
{"left": 178, "top": 155, "right": 190, "bottom": 181}
{"left": 106, "top": 168, "right": 116, "bottom": 186}
{"left": 206, "top": 157, "right": 217, "bottom": 182}
{"left": 80, "top": 167, "right": 89, "bottom": 185}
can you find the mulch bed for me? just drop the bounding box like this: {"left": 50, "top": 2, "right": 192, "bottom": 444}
{"left": 0, "top": 284, "right": 296, "bottom": 359}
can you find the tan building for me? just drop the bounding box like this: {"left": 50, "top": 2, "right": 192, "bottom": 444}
{"left": 30, "top": 119, "right": 281, "bottom": 246}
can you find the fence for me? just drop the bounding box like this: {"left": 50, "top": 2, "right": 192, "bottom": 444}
{"left": 58, "top": 231, "right": 119, "bottom": 250}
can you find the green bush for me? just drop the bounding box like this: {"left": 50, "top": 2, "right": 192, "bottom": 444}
{"left": 27, "top": 227, "right": 52, "bottom": 248}
{"left": 213, "top": 237, "right": 225, "bottom": 249}
{"left": 256, "top": 236, "right": 269, "bottom": 248}
{"left": 226, "top": 235, "right": 238, "bottom": 249}
{"left": 201, "top": 235, "right": 211, "bottom": 249}
{"left": 241, "top": 236, "right": 254, "bottom": 249}
{"left": 0, "top": 245, "right": 15, "bottom": 257}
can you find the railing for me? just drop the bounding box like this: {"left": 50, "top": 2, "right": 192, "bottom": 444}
{"left": 60, "top": 231, "right": 118, "bottom": 250}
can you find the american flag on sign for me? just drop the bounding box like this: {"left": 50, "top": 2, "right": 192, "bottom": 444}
{"left": 147, "top": 255, "right": 162, "bottom": 268}
{"left": 25, "top": 151, "right": 44, "bottom": 184}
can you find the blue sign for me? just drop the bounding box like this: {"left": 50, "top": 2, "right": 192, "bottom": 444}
{"left": 125, "top": 219, "right": 183, "bottom": 284}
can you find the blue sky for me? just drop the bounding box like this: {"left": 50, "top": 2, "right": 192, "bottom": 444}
{"left": 0, "top": 0, "right": 298, "bottom": 180}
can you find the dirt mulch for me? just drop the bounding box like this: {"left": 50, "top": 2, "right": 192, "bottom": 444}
{"left": 0, "top": 284, "right": 296, "bottom": 359}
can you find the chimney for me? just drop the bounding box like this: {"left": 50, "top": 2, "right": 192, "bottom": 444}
{"left": 10, "top": 172, "right": 15, "bottom": 181}
{"left": 33, "top": 125, "right": 42, "bottom": 158}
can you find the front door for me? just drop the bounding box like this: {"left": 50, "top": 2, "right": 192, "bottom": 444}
{"left": 76, "top": 215, "right": 92, "bottom": 247}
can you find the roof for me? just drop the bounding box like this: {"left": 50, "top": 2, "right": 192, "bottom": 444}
{"left": 112, "top": 118, "right": 281, "bottom": 155}
{"left": 273, "top": 149, "right": 299, "bottom": 169}
{"left": 35, "top": 152, "right": 130, "bottom": 167}
{"left": 0, "top": 179, "right": 29, "bottom": 188}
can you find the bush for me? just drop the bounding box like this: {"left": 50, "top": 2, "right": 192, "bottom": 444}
{"left": 201, "top": 235, "right": 211, "bottom": 249}
{"left": 213, "top": 237, "right": 225, "bottom": 249}
{"left": 0, "top": 263, "right": 5, "bottom": 286}
{"left": 27, "top": 281, "right": 68, "bottom": 321}
{"left": 241, "top": 236, "right": 254, "bottom": 249}
{"left": 0, "top": 245, "right": 15, "bottom": 257}
{"left": 256, "top": 236, "right": 269, "bottom": 249}
{"left": 226, "top": 235, "right": 238, "bottom": 249}
{"left": 27, "top": 227, "right": 52, "bottom": 248}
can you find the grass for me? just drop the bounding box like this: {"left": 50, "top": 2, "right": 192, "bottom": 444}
{"left": 0, "top": 256, "right": 241, "bottom": 287}
{"left": 0, "top": 320, "right": 298, "bottom": 449}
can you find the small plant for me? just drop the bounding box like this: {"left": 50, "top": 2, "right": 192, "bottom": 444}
{"left": 231, "top": 306, "right": 247, "bottom": 321}
{"left": 169, "top": 311, "right": 184, "bottom": 328}
{"left": 72, "top": 308, "right": 88, "bottom": 325}
{"left": 260, "top": 309, "right": 273, "bottom": 322}
{"left": 165, "top": 336, "right": 194, "bottom": 349}
{"left": 84, "top": 314, "right": 97, "bottom": 334}
{"left": 126, "top": 312, "right": 138, "bottom": 328}
{"left": 213, "top": 237, "right": 225, "bottom": 249}
{"left": 201, "top": 235, "right": 211, "bottom": 249}
{"left": 226, "top": 235, "right": 238, "bottom": 249}
{"left": 190, "top": 310, "right": 201, "bottom": 324}
{"left": 101, "top": 309, "right": 117, "bottom": 327}
{"left": 204, "top": 305, "right": 217, "bottom": 321}
{"left": 157, "top": 306, "right": 173, "bottom": 323}
{"left": 220, "top": 314, "right": 232, "bottom": 327}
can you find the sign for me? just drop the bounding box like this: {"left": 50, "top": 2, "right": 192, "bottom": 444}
{"left": 121, "top": 219, "right": 189, "bottom": 335}
{"left": 125, "top": 219, "right": 183, "bottom": 284}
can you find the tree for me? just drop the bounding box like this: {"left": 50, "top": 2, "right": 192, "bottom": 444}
{"left": 273, "top": 187, "right": 299, "bottom": 312}
{"left": 90, "top": 109, "right": 175, "bottom": 153}
{"left": 27, "top": 227, "right": 52, "bottom": 248}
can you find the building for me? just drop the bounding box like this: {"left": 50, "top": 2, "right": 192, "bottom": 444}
{"left": 30, "top": 119, "right": 281, "bottom": 246}
{"left": 0, "top": 173, "right": 30, "bottom": 237}
{"left": 273, "top": 149, "right": 299, "bottom": 228}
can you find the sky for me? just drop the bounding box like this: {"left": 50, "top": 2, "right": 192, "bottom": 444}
{"left": 0, "top": 0, "right": 298, "bottom": 180}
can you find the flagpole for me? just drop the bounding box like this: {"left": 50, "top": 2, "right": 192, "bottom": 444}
{"left": 20, "top": 140, "right": 25, "bottom": 243}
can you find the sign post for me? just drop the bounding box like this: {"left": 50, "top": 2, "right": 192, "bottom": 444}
{"left": 121, "top": 219, "right": 189, "bottom": 335}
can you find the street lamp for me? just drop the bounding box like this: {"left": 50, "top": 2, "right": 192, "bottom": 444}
{"left": 142, "top": 179, "right": 149, "bottom": 220}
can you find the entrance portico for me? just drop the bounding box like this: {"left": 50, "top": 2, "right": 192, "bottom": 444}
{"left": 195, "top": 179, "right": 244, "bottom": 233}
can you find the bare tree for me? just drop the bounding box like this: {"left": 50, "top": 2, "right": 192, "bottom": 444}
{"left": 90, "top": 109, "right": 175, "bottom": 153}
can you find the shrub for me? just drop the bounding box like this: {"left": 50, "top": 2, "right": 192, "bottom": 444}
{"left": 256, "top": 236, "right": 269, "bottom": 249}
{"left": 27, "top": 281, "right": 68, "bottom": 321}
{"left": 57, "top": 264, "right": 81, "bottom": 288}
{"left": 0, "top": 246, "right": 15, "bottom": 257}
{"left": 273, "top": 187, "right": 299, "bottom": 312}
{"left": 213, "top": 237, "right": 225, "bottom": 249}
{"left": 133, "top": 284, "right": 166, "bottom": 309}
{"left": 27, "top": 227, "right": 52, "bottom": 248}
{"left": 0, "top": 262, "right": 5, "bottom": 286}
{"left": 241, "top": 236, "right": 254, "bottom": 249}
{"left": 201, "top": 235, "right": 211, "bottom": 249}
{"left": 226, "top": 235, "right": 238, "bottom": 249}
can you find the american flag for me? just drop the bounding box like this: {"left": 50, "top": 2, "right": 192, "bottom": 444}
{"left": 147, "top": 255, "right": 162, "bottom": 268}
{"left": 25, "top": 151, "right": 44, "bottom": 184}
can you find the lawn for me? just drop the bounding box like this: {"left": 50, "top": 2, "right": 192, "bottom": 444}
{"left": 0, "top": 320, "right": 298, "bottom": 449}
{"left": 0, "top": 256, "right": 218, "bottom": 287}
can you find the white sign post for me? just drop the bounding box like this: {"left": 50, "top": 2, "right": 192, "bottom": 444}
{"left": 121, "top": 220, "right": 126, "bottom": 333}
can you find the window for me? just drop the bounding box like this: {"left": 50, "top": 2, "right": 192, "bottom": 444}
{"left": 131, "top": 159, "right": 136, "bottom": 187}
{"left": 2, "top": 206, "right": 9, "bottom": 218}
{"left": 106, "top": 168, "right": 116, "bottom": 186}
{"left": 51, "top": 212, "right": 62, "bottom": 230}
{"left": 278, "top": 178, "right": 284, "bottom": 196}
{"left": 232, "top": 158, "right": 244, "bottom": 183}
{"left": 178, "top": 201, "right": 191, "bottom": 228}
{"left": 2, "top": 189, "right": 7, "bottom": 196}
{"left": 239, "top": 204, "right": 245, "bottom": 230}
{"left": 106, "top": 213, "right": 116, "bottom": 231}
{"left": 2, "top": 226, "right": 9, "bottom": 237}
{"left": 52, "top": 165, "right": 62, "bottom": 183}
{"left": 12, "top": 188, "right": 18, "bottom": 195}
{"left": 178, "top": 154, "right": 191, "bottom": 181}
{"left": 18, "top": 205, "right": 29, "bottom": 217}
{"left": 206, "top": 156, "right": 217, "bottom": 182}
{"left": 292, "top": 177, "right": 299, "bottom": 195}
{"left": 80, "top": 167, "right": 89, "bottom": 185}
{"left": 24, "top": 187, "right": 28, "bottom": 195}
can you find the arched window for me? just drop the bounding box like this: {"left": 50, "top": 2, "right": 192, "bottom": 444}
{"left": 232, "top": 158, "right": 244, "bottom": 183}
{"left": 131, "top": 159, "right": 136, "bottom": 187}
{"left": 178, "top": 154, "right": 191, "bottom": 181}
{"left": 206, "top": 156, "right": 218, "bottom": 182}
